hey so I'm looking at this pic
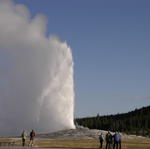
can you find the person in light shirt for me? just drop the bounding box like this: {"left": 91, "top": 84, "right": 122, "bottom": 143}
{"left": 21, "top": 130, "right": 27, "bottom": 146}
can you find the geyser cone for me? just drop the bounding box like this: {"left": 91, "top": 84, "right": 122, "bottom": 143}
{"left": 0, "top": 0, "right": 75, "bottom": 136}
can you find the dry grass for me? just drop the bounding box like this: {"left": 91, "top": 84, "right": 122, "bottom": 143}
{"left": 0, "top": 137, "right": 150, "bottom": 148}
{"left": 122, "top": 137, "right": 150, "bottom": 149}
{"left": 35, "top": 139, "right": 99, "bottom": 148}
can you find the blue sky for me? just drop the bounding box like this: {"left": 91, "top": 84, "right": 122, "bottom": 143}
{"left": 13, "top": 0, "right": 150, "bottom": 117}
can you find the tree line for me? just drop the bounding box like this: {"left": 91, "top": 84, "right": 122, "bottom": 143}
{"left": 75, "top": 105, "right": 150, "bottom": 136}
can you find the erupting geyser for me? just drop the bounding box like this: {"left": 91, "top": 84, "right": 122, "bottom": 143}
{"left": 0, "top": 0, "right": 75, "bottom": 136}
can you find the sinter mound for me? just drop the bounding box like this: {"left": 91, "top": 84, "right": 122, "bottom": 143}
{"left": 37, "top": 128, "right": 143, "bottom": 140}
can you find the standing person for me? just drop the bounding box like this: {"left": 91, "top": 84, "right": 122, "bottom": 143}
{"left": 105, "top": 131, "right": 112, "bottom": 149}
{"left": 113, "top": 132, "right": 121, "bottom": 149}
{"left": 99, "top": 133, "right": 104, "bottom": 148}
{"left": 118, "top": 132, "right": 121, "bottom": 149}
{"left": 29, "top": 129, "right": 36, "bottom": 146}
{"left": 21, "top": 130, "right": 27, "bottom": 146}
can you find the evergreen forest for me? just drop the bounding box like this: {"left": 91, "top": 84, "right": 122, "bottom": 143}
{"left": 75, "top": 105, "right": 150, "bottom": 136}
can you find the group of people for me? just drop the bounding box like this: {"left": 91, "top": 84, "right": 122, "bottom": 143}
{"left": 21, "top": 129, "right": 36, "bottom": 146}
{"left": 21, "top": 129, "right": 121, "bottom": 148}
{"left": 99, "top": 131, "right": 121, "bottom": 149}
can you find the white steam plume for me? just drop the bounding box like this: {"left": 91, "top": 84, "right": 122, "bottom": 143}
{"left": 0, "top": 0, "right": 75, "bottom": 136}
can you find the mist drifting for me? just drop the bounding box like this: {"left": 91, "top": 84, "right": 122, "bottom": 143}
{"left": 0, "top": 0, "right": 75, "bottom": 136}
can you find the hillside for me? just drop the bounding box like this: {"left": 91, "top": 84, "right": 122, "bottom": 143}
{"left": 75, "top": 105, "right": 150, "bottom": 136}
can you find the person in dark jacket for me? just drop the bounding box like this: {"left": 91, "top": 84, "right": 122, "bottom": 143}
{"left": 105, "top": 131, "right": 112, "bottom": 149}
{"left": 29, "top": 130, "right": 36, "bottom": 146}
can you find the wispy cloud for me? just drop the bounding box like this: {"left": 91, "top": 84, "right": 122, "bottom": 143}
{"left": 111, "top": 94, "right": 150, "bottom": 100}
{"left": 133, "top": 96, "right": 150, "bottom": 100}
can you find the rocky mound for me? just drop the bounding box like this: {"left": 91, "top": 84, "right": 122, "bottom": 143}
{"left": 37, "top": 128, "right": 145, "bottom": 140}
{"left": 37, "top": 128, "right": 107, "bottom": 139}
